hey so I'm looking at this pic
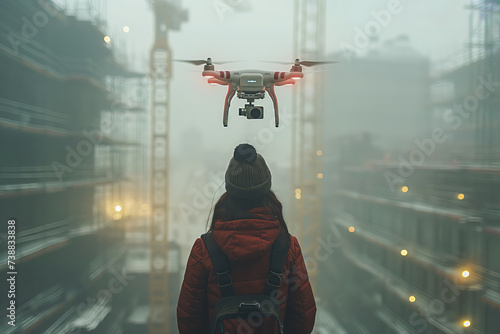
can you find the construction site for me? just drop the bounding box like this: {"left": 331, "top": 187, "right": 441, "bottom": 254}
{"left": 0, "top": 0, "right": 499, "bottom": 333}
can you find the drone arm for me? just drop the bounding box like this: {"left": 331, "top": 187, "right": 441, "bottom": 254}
{"left": 266, "top": 85, "right": 279, "bottom": 127}
{"left": 223, "top": 84, "right": 236, "bottom": 127}
{"left": 208, "top": 78, "right": 228, "bottom": 85}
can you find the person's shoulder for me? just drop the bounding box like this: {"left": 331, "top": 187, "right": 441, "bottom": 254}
{"left": 289, "top": 234, "right": 300, "bottom": 246}
{"left": 192, "top": 237, "right": 204, "bottom": 249}
{"left": 187, "top": 237, "right": 207, "bottom": 265}
{"left": 287, "top": 234, "right": 302, "bottom": 258}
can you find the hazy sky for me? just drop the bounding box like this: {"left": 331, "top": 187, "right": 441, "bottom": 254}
{"left": 105, "top": 0, "right": 470, "bottom": 67}
{"left": 101, "top": 0, "right": 470, "bottom": 158}
{"left": 88, "top": 0, "right": 474, "bottom": 242}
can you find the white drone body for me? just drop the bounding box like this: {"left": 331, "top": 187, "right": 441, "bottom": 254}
{"left": 177, "top": 58, "right": 335, "bottom": 127}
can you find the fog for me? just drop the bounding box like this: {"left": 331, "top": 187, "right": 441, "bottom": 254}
{"left": 1, "top": 0, "right": 499, "bottom": 333}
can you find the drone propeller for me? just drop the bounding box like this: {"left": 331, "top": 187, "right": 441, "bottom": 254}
{"left": 174, "top": 59, "right": 209, "bottom": 66}
{"left": 299, "top": 60, "right": 338, "bottom": 67}
{"left": 261, "top": 59, "right": 338, "bottom": 67}
{"left": 173, "top": 58, "right": 241, "bottom": 66}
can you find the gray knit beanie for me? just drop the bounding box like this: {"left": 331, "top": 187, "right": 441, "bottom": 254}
{"left": 225, "top": 143, "right": 271, "bottom": 200}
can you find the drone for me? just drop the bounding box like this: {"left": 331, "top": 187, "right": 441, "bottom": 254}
{"left": 175, "top": 58, "right": 336, "bottom": 127}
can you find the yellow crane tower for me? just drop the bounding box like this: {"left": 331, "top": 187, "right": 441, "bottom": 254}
{"left": 147, "top": 1, "right": 186, "bottom": 333}
{"left": 290, "top": 0, "right": 326, "bottom": 291}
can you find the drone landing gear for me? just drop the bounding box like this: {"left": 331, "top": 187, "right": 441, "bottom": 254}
{"left": 223, "top": 85, "right": 237, "bottom": 127}
{"left": 265, "top": 85, "right": 279, "bottom": 127}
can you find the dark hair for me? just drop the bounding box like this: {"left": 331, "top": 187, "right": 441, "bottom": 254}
{"left": 208, "top": 190, "right": 289, "bottom": 234}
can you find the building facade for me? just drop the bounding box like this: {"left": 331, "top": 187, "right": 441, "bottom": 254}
{"left": 0, "top": 1, "right": 146, "bottom": 333}
{"left": 321, "top": 35, "right": 500, "bottom": 334}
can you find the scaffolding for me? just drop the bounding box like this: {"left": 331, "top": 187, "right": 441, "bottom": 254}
{"left": 467, "top": 0, "right": 500, "bottom": 161}
{"left": 290, "top": 0, "right": 326, "bottom": 291}
{"left": 60, "top": 0, "right": 108, "bottom": 27}
{"left": 0, "top": 0, "right": 145, "bottom": 332}
{"left": 468, "top": 0, "right": 500, "bottom": 64}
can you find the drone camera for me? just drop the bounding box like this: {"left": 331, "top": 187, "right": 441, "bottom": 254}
{"left": 248, "top": 106, "right": 264, "bottom": 119}
{"left": 239, "top": 104, "right": 264, "bottom": 119}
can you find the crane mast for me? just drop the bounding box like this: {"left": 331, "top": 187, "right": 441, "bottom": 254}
{"left": 291, "top": 0, "right": 326, "bottom": 291}
{"left": 148, "top": 1, "right": 186, "bottom": 333}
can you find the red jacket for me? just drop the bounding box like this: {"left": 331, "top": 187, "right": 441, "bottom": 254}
{"left": 177, "top": 207, "right": 316, "bottom": 334}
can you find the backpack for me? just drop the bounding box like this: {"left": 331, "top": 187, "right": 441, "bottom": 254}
{"left": 201, "top": 229, "right": 291, "bottom": 334}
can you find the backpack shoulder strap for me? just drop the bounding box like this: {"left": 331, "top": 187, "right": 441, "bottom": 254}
{"left": 201, "top": 232, "right": 234, "bottom": 297}
{"left": 264, "top": 229, "right": 291, "bottom": 296}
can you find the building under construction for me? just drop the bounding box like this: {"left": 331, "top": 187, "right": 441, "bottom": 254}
{"left": 1, "top": 0, "right": 499, "bottom": 333}
{"left": 320, "top": 2, "right": 500, "bottom": 333}
{"left": 0, "top": 0, "right": 150, "bottom": 333}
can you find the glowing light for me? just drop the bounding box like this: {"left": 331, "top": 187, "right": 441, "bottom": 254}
{"left": 115, "top": 205, "right": 122, "bottom": 212}
{"left": 462, "top": 270, "right": 470, "bottom": 278}
{"left": 291, "top": 76, "right": 302, "bottom": 80}
{"left": 409, "top": 296, "right": 416, "bottom": 303}
{"left": 317, "top": 173, "right": 324, "bottom": 179}
{"left": 458, "top": 193, "right": 465, "bottom": 200}
{"left": 203, "top": 75, "right": 214, "bottom": 79}
{"left": 123, "top": 26, "right": 130, "bottom": 33}
{"left": 295, "top": 188, "right": 301, "bottom": 194}
{"left": 104, "top": 35, "right": 111, "bottom": 44}
{"left": 463, "top": 320, "right": 471, "bottom": 328}
{"left": 401, "top": 186, "right": 409, "bottom": 193}
{"left": 401, "top": 249, "right": 408, "bottom": 256}
{"left": 316, "top": 150, "right": 323, "bottom": 156}
{"left": 295, "top": 193, "right": 301, "bottom": 199}
{"left": 348, "top": 227, "right": 355, "bottom": 233}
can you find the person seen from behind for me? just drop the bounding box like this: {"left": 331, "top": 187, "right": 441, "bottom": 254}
{"left": 177, "top": 143, "right": 316, "bottom": 333}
